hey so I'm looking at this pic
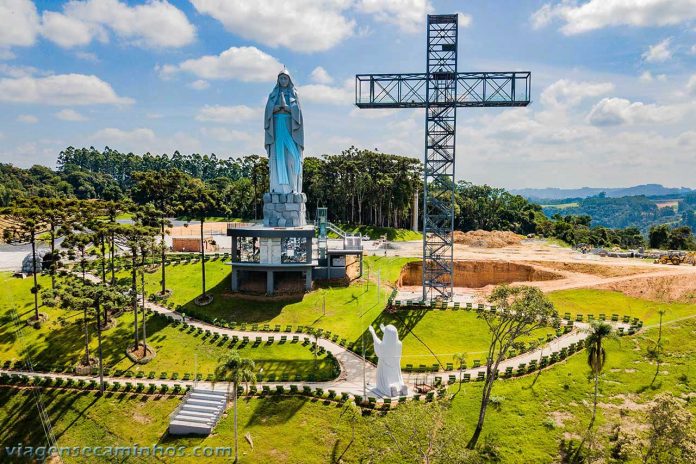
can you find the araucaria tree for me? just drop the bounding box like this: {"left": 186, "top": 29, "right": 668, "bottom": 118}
{"left": 131, "top": 169, "right": 189, "bottom": 296}
{"left": 1, "top": 205, "right": 46, "bottom": 322}
{"left": 113, "top": 223, "right": 157, "bottom": 357}
{"left": 181, "top": 178, "right": 223, "bottom": 305}
{"left": 467, "top": 285, "right": 556, "bottom": 449}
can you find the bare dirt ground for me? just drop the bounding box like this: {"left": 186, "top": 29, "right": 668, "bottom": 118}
{"left": 522, "top": 261, "right": 656, "bottom": 278}
{"left": 597, "top": 273, "right": 696, "bottom": 303}
{"left": 387, "top": 238, "right": 696, "bottom": 298}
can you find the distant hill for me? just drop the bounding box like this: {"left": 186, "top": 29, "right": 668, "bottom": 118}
{"left": 511, "top": 184, "right": 693, "bottom": 201}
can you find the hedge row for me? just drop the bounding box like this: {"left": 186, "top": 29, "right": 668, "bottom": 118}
{"left": 0, "top": 372, "right": 188, "bottom": 395}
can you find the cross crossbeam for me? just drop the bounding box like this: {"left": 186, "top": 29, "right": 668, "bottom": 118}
{"left": 355, "top": 72, "right": 531, "bottom": 109}
{"left": 355, "top": 14, "right": 531, "bottom": 301}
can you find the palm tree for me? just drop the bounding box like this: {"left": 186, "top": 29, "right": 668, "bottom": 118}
{"left": 452, "top": 352, "right": 467, "bottom": 392}
{"left": 215, "top": 351, "right": 256, "bottom": 463}
{"left": 573, "top": 321, "right": 613, "bottom": 460}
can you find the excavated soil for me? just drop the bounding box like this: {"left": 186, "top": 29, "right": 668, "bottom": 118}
{"left": 452, "top": 230, "right": 523, "bottom": 248}
{"left": 398, "top": 260, "right": 562, "bottom": 289}
{"left": 525, "top": 261, "right": 656, "bottom": 278}
{"left": 597, "top": 273, "right": 696, "bottom": 303}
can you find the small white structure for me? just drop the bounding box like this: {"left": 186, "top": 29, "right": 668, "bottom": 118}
{"left": 369, "top": 324, "right": 408, "bottom": 397}
{"left": 168, "top": 387, "right": 228, "bottom": 436}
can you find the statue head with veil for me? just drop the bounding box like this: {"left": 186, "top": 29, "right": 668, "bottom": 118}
{"left": 265, "top": 69, "right": 304, "bottom": 195}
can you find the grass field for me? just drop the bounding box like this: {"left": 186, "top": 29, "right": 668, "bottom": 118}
{"left": 330, "top": 224, "right": 422, "bottom": 241}
{"left": 548, "top": 288, "right": 696, "bottom": 325}
{"left": 0, "top": 273, "right": 336, "bottom": 381}
{"left": 540, "top": 202, "right": 580, "bottom": 210}
{"left": 1, "top": 313, "right": 694, "bottom": 463}
{"left": 136, "top": 258, "right": 554, "bottom": 367}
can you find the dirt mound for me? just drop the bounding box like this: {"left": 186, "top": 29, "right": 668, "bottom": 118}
{"left": 452, "top": 230, "right": 523, "bottom": 248}
{"left": 526, "top": 261, "right": 655, "bottom": 278}
{"left": 399, "top": 260, "right": 561, "bottom": 289}
{"left": 597, "top": 274, "right": 696, "bottom": 304}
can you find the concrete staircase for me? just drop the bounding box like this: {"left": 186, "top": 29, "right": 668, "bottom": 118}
{"left": 168, "top": 388, "right": 228, "bottom": 435}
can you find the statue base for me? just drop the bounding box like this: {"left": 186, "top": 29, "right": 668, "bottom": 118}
{"left": 263, "top": 192, "right": 307, "bottom": 227}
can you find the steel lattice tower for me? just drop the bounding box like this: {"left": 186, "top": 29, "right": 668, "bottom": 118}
{"left": 355, "top": 14, "right": 531, "bottom": 302}
{"left": 422, "top": 15, "right": 458, "bottom": 300}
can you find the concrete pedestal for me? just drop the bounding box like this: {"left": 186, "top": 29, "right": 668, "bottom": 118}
{"left": 262, "top": 192, "right": 307, "bottom": 227}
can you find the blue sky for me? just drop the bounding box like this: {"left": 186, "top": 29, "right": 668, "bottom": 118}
{"left": 1, "top": 0, "right": 696, "bottom": 189}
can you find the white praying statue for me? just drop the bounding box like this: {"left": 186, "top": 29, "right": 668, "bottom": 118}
{"left": 369, "top": 324, "right": 408, "bottom": 397}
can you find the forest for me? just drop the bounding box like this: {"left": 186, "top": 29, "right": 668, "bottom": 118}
{"left": 1, "top": 146, "right": 694, "bottom": 249}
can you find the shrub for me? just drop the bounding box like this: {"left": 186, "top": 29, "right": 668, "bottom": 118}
{"left": 276, "top": 385, "right": 285, "bottom": 394}
{"left": 160, "top": 384, "right": 169, "bottom": 393}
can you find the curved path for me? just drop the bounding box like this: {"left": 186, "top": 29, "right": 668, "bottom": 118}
{"left": 10, "top": 268, "right": 633, "bottom": 399}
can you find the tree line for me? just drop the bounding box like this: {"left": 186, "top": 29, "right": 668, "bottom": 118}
{"left": 4, "top": 145, "right": 692, "bottom": 246}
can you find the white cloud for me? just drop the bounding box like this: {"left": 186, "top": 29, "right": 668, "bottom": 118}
{"left": 160, "top": 46, "right": 282, "bottom": 82}
{"left": 190, "top": 0, "right": 354, "bottom": 53}
{"left": 55, "top": 108, "right": 87, "bottom": 121}
{"left": 0, "top": 73, "right": 133, "bottom": 105}
{"left": 87, "top": 127, "right": 202, "bottom": 154}
{"left": 40, "top": 0, "right": 195, "bottom": 49}
{"left": 41, "top": 9, "right": 102, "bottom": 48}
{"left": 456, "top": 12, "right": 473, "bottom": 28}
{"left": 532, "top": 0, "right": 696, "bottom": 34}
{"left": 310, "top": 66, "right": 333, "bottom": 85}
{"left": 691, "top": 44, "right": 696, "bottom": 55}
{"left": 688, "top": 75, "right": 696, "bottom": 95}
{"left": 587, "top": 97, "right": 684, "bottom": 126}
{"left": 540, "top": 79, "right": 614, "bottom": 108}
{"left": 355, "top": 0, "right": 432, "bottom": 33}
{"left": 0, "top": 0, "right": 40, "bottom": 47}
{"left": 195, "top": 105, "right": 261, "bottom": 123}
{"left": 639, "top": 71, "right": 667, "bottom": 82}
{"left": 0, "top": 48, "right": 15, "bottom": 59}
{"left": 642, "top": 38, "right": 672, "bottom": 63}
{"left": 90, "top": 127, "right": 155, "bottom": 145}
{"left": 188, "top": 79, "right": 209, "bottom": 90}
{"left": 16, "top": 114, "right": 37, "bottom": 123}
{"left": 299, "top": 83, "right": 353, "bottom": 105}
{"left": 0, "top": 63, "right": 40, "bottom": 78}
{"left": 201, "top": 127, "right": 252, "bottom": 142}
{"left": 74, "top": 51, "right": 99, "bottom": 62}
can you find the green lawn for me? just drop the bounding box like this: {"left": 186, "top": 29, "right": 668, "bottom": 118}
{"left": 1, "top": 312, "right": 695, "bottom": 463}
{"left": 548, "top": 288, "right": 696, "bottom": 325}
{"left": 330, "top": 224, "right": 422, "bottom": 241}
{"left": 137, "top": 258, "right": 554, "bottom": 368}
{"left": 540, "top": 202, "right": 579, "bottom": 210}
{"left": 143, "top": 257, "right": 411, "bottom": 344}
{"left": 0, "top": 272, "right": 335, "bottom": 381}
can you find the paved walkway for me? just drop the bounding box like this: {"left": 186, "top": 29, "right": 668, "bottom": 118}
{"left": 41, "top": 271, "right": 631, "bottom": 399}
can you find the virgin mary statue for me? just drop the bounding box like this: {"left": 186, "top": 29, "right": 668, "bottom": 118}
{"left": 265, "top": 69, "right": 304, "bottom": 194}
